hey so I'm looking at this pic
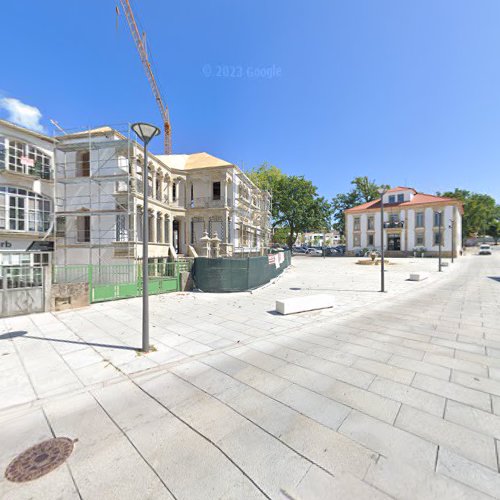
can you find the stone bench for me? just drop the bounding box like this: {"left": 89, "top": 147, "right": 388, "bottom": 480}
{"left": 276, "top": 294, "right": 335, "bottom": 315}
{"left": 409, "top": 272, "right": 429, "bottom": 281}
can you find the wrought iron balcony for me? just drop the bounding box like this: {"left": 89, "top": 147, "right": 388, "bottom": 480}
{"left": 383, "top": 221, "right": 405, "bottom": 229}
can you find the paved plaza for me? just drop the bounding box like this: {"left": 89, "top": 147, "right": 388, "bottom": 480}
{"left": 1, "top": 250, "right": 500, "bottom": 499}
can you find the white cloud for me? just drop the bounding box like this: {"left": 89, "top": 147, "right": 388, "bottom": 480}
{"left": 0, "top": 97, "right": 46, "bottom": 133}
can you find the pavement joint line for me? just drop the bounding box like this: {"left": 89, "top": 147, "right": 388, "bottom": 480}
{"left": 126, "top": 371, "right": 272, "bottom": 499}
{"left": 168, "top": 364, "right": 373, "bottom": 484}
{"left": 89, "top": 391, "right": 178, "bottom": 500}
{"left": 41, "top": 406, "right": 84, "bottom": 500}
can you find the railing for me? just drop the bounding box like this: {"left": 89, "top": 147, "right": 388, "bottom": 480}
{"left": 188, "top": 197, "right": 231, "bottom": 209}
{"left": 384, "top": 221, "right": 405, "bottom": 228}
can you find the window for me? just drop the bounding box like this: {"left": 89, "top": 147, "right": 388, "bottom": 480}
{"left": 415, "top": 212, "right": 424, "bottom": 228}
{"left": 116, "top": 214, "right": 127, "bottom": 242}
{"left": 0, "top": 137, "right": 5, "bottom": 170}
{"left": 367, "top": 216, "right": 374, "bottom": 230}
{"left": 353, "top": 234, "right": 361, "bottom": 246}
{"left": 388, "top": 195, "right": 395, "bottom": 203}
{"left": 416, "top": 235, "right": 424, "bottom": 246}
{"left": 5, "top": 140, "right": 51, "bottom": 179}
{"left": 434, "top": 231, "right": 441, "bottom": 245}
{"left": 434, "top": 211, "right": 442, "bottom": 227}
{"left": 397, "top": 194, "right": 404, "bottom": 202}
{"left": 77, "top": 216, "right": 90, "bottom": 242}
{"left": 172, "top": 182, "right": 177, "bottom": 201}
{"left": 0, "top": 186, "right": 51, "bottom": 232}
{"left": 77, "top": 151, "right": 90, "bottom": 177}
{"left": 389, "top": 213, "right": 399, "bottom": 224}
{"left": 368, "top": 234, "right": 374, "bottom": 246}
{"left": 56, "top": 216, "right": 66, "bottom": 237}
{"left": 353, "top": 217, "right": 360, "bottom": 231}
{"left": 213, "top": 181, "right": 221, "bottom": 200}
{"left": 190, "top": 184, "right": 194, "bottom": 202}
{"left": 33, "top": 253, "right": 50, "bottom": 266}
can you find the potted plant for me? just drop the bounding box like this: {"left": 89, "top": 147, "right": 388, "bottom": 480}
{"left": 413, "top": 246, "right": 426, "bottom": 258}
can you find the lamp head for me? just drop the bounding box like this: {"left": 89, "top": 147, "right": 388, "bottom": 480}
{"left": 377, "top": 187, "right": 387, "bottom": 196}
{"left": 131, "top": 122, "right": 161, "bottom": 145}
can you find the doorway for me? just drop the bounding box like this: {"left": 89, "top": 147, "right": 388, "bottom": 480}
{"left": 173, "top": 220, "right": 180, "bottom": 253}
{"left": 388, "top": 234, "right": 401, "bottom": 251}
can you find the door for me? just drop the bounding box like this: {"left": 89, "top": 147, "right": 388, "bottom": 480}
{"left": 1, "top": 266, "right": 45, "bottom": 317}
{"left": 173, "top": 220, "right": 179, "bottom": 253}
{"left": 388, "top": 234, "right": 401, "bottom": 251}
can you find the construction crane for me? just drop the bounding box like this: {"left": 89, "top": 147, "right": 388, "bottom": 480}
{"left": 118, "top": 0, "right": 172, "bottom": 153}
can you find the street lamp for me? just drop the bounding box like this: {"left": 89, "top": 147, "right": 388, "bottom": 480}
{"left": 449, "top": 218, "right": 455, "bottom": 264}
{"left": 437, "top": 210, "right": 443, "bottom": 272}
{"left": 377, "top": 187, "right": 387, "bottom": 292}
{"left": 131, "top": 122, "right": 161, "bottom": 353}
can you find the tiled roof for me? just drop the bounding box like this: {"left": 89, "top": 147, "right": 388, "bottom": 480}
{"left": 386, "top": 186, "right": 417, "bottom": 194}
{"left": 345, "top": 191, "right": 463, "bottom": 213}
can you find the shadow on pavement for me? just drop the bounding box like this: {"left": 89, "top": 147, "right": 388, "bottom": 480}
{"left": 0, "top": 330, "right": 139, "bottom": 351}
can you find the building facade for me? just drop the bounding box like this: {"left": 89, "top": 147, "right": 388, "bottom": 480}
{"left": 295, "top": 231, "right": 342, "bottom": 247}
{"left": 345, "top": 187, "right": 463, "bottom": 257}
{"left": 1, "top": 120, "right": 271, "bottom": 269}
{"left": 0, "top": 120, "right": 55, "bottom": 268}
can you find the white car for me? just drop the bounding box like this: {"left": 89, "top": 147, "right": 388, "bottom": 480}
{"left": 479, "top": 244, "right": 492, "bottom": 255}
{"left": 306, "top": 248, "right": 323, "bottom": 256}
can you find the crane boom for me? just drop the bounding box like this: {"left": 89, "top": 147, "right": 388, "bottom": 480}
{"left": 119, "top": 0, "right": 172, "bottom": 153}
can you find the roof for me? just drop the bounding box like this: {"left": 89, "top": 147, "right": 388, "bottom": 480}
{"left": 386, "top": 186, "right": 417, "bottom": 194}
{"left": 156, "top": 152, "right": 234, "bottom": 171}
{"left": 55, "top": 126, "right": 124, "bottom": 140}
{"left": 0, "top": 119, "right": 55, "bottom": 142}
{"left": 345, "top": 191, "right": 463, "bottom": 213}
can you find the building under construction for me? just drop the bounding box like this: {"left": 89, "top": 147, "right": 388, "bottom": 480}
{"left": 53, "top": 124, "right": 271, "bottom": 268}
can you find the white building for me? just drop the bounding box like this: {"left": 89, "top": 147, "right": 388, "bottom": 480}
{"left": 345, "top": 187, "right": 463, "bottom": 257}
{"left": 0, "top": 119, "right": 55, "bottom": 268}
{"left": 52, "top": 125, "right": 271, "bottom": 266}
{"left": 295, "top": 231, "right": 341, "bottom": 247}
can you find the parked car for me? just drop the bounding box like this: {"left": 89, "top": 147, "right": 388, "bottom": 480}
{"left": 479, "top": 244, "right": 492, "bottom": 255}
{"left": 334, "top": 245, "right": 346, "bottom": 255}
{"left": 306, "top": 247, "right": 323, "bottom": 256}
{"left": 292, "top": 246, "right": 308, "bottom": 254}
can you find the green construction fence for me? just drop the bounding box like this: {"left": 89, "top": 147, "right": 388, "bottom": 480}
{"left": 192, "top": 250, "right": 291, "bottom": 292}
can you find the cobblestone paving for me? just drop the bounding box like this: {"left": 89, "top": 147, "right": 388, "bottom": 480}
{"left": 0, "top": 250, "right": 499, "bottom": 499}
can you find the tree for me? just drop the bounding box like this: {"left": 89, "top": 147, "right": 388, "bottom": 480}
{"left": 247, "top": 165, "right": 332, "bottom": 248}
{"left": 331, "top": 177, "right": 388, "bottom": 235}
{"left": 438, "top": 189, "right": 497, "bottom": 239}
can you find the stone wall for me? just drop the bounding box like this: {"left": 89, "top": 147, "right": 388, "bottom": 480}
{"left": 51, "top": 283, "right": 90, "bottom": 311}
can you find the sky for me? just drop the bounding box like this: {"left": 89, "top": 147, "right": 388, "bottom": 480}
{"left": 1, "top": 0, "right": 499, "bottom": 202}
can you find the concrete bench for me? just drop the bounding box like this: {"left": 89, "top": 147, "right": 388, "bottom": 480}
{"left": 409, "top": 272, "right": 429, "bottom": 281}
{"left": 276, "top": 294, "right": 335, "bottom": 315}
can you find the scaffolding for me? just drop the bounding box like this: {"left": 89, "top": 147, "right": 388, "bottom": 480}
{"left": 54, "top": 124, "right": 137, "bottom": 267}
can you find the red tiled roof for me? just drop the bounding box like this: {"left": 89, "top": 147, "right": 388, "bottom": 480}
{"left": 386, "top": 186, "right": 417, "bottom": 194}
{"left": 345, "top": 191, "right": 463, "bottom": 213}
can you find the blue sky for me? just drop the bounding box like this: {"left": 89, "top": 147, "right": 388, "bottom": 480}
{"left": 1, "top": 0, "right": 499, "bottom": 202}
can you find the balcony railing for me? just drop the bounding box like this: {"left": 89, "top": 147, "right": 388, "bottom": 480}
{"left": 188, "top": 197, "right": 232, "bottom": 209}
{"left": 383, "top": 221, "right": 405, "bottom": 228}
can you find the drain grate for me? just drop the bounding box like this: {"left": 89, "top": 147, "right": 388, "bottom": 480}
{"left": 5, "top": 437, "right": 75, "bottom": 483}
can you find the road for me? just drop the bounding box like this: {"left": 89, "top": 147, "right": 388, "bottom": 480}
{"left": 0, "top": 249, "right": 499, "bottom": 499}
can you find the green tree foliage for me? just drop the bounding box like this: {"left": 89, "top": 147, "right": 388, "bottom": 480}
{"left": 247, "top": 165, "right": 332, "bottom": 247}
{"left": 331, "top": 177, "right": 389, "bottom": 235}
{"left": 438, "top": 189, "right": 498, "bottom": 239}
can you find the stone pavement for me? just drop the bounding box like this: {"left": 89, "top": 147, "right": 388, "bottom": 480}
{"left": 0, "top": 250, "right": 499, "bottom": 498}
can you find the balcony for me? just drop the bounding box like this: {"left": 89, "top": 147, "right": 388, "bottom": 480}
{"left": 188, "top": 197, "right": 231, "bottom": 209}
{"left": 383, "top": 221, "right": 405, "bottom": 229}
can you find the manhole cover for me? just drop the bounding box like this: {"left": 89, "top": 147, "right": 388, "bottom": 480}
{"left": 5, "top": 437, "right": 75, "bottom": 482}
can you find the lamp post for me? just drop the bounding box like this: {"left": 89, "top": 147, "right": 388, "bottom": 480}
{"left": 131, "top": 122, "right": 161, "bottom": 353}
{"left": 377, "top": 187, "right": 387, "bottom": 292}
{"left": 449, "top": 218, "right": 455, "bottom": 264}
{"left": 438, "top": 210, "right": 443, "bottom": 272}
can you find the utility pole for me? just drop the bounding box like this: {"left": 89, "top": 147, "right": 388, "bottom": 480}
{"left": 438, "top": 211, "right": 443, "bottom": 272}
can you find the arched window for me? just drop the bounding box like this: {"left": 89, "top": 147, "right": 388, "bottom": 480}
{"left": 0, "top": 186, "right": 51, "bottom": 232}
